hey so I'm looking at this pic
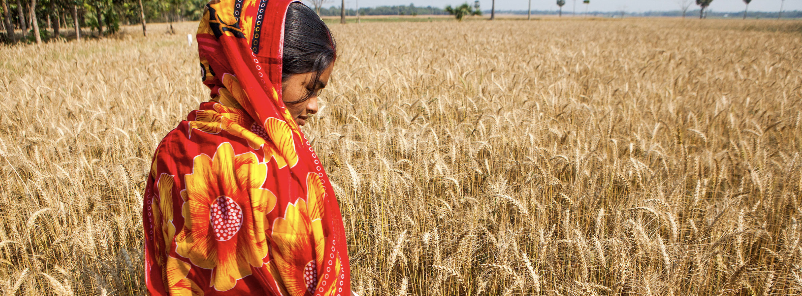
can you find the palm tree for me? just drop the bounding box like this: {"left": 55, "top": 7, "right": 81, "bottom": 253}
{"left": 557, "top": 0, "right": 565, "bottom": 17}
{"left": 696, "top": 0, "right": 713, "bottom": 19}
{"left": 743, "top": 0, "right": 751, "bottom": 19}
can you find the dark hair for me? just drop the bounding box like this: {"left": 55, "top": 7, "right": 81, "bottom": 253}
{"left": 282, "top": 3, "right": 336, "bottom": 104}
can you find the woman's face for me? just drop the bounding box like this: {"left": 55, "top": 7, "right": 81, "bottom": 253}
{"left": 282, "top": 64, "right": 334, "bottom": 126}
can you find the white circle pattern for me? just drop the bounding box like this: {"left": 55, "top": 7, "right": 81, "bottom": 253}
{"left": 304, "top": 261, "right": 318, "bottom": 294}
{"left": 209, "top": 196, "right": 243, "bottom": 241}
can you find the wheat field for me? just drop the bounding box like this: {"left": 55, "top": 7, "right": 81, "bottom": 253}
{"left": 1, "top": 18, "right": 801, "bottom": 295}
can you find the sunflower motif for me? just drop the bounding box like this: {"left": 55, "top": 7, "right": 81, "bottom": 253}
{"left": 209, "top": 0, "right": 239, "bottom": 26}
{"left": 221, "top": 74, "right": 258, "bottom": 117}
{"left": 175, "top": 142, "right": 277, "bottom": 291}
{"left": 166, "top": 256, "right": 204, "bottom": 295}
{"left": 151, "top": 174, "right": 177, "bottom": 268}
{"left": 270, "top": 173, "right": 327, "bottom": 295}
{"left": 264, "top": 117, "right": 299, "bottom": 167}
{"left": 187, "top": 103, "right": 248, "bottom": 137}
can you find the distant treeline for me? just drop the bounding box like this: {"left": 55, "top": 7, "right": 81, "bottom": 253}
{"left": 491, "top": 9, "right": 802, "bottom": 19}
{"left": 1, "top": 0, "right": 207, "bottom": 43}
{"left": 317, "top": 5, "right": 450, "bottom": 16}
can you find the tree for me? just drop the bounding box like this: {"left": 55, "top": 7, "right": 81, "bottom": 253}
{"left": 2, "top": 0, "right": 13, "bottom": 42}
{"left": 16, "top": 0, "right": 26, "bottom": 32}
{"left": 445, "top": 3, "right": 480, "bottom": 21}
{"left": 696, "top": 0, "right": 712, "bottom": 19}
{"left": 339, "top": 0, "right": 344, "bottom": 23}
{"left": 88, "top": 0, "right": 103, "bottom": 34}
{"left": 557, "top": 0, "right": 565, "bottom": 17}
{"left": 138, "top": 0, "right": 145, "bottom": 36}
{"left": 677, "top": 0, "right": 692, "bottom": 18}
{"left": 583, "top": 0, "right": 589, "bottom": 17}
{"left": 743, "top": 0, "right": 751, "bottom": 19}
{"left": 490, "top": 0, "right": 495, "bottom": 20}
{"left": 49, "top": 0, "right": 60, "bottom": 37}
{"left": 306, "top": 0, "right": 330, "bottom": 15}
{"left": 572, "top": 0, "right": 576, "bottom": 16}
{"left": 527, "top": 0, "right": 531, "bottom": 20}
{"left": 166, "top": 0, "right": 179, "bottom": 33}
{"left": 72, "top": 0, "right": 80, "bottom": 41}
{"left": 29, "top": 0, "right": 40, "bottom": 44}
{"left": 779, "top": 0, "right": 785, "bottom": 19}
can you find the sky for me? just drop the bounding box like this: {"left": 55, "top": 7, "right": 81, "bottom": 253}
{"left": 324, "top": 0, "right": 801, "bottom": 13}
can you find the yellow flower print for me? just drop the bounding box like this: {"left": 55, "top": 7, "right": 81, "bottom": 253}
{"left": 270, "top": 173, "right": 327, "bottom": 296}
{"left": 209, "top": 0, "right": 239, "bottom": 26}
{"left": 175, "top": 142, "right": 277, "bottom": 291}
{"left": 166, "top": 256, "right": 204, "bottom": 295}
{"left": 264, "top": 117, "right": 299, "bottom": 167}
{"left": 152, "top": 174, "right": 177, "bottom": 267}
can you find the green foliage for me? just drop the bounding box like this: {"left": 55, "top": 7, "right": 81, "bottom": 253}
{"left": 183, "top": 0, "right": 206, "bottom": 20}
{"left": 445, "top": 3, "right": 480, "bottom": 21}
{"left": 104, "top": 7, "right": 119, "bottom": 34}
{"left": 26, "top": 25, "right": 51, "bottom": 42}
{"left": 696, "top": 0, "right": 713, "bottom": 8}
{"left": 557, "top": 0, "right": 566, "bottom": 7}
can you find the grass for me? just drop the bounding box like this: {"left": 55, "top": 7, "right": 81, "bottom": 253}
{"left": 1, "top": 18, "right": 802, "bottom": 295}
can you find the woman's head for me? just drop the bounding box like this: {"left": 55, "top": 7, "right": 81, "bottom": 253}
{"left": 281, "top": 2, "right": 336, "bottom": 126}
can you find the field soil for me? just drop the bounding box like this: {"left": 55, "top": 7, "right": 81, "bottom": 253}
{"left": 1, "top": 19, "right": 801, "bottom": 295}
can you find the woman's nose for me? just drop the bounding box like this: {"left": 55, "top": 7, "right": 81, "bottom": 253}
{"left": 306, "top": 96, "right": 319, "bottom": 114}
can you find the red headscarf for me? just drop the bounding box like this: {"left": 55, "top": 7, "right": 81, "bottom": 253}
{"left": 143, "top": 0, "right": 351, "bottom": 294}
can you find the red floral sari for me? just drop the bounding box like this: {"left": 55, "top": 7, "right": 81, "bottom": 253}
{"left": 143, "top": 1, "right": 351, "bottom": 295}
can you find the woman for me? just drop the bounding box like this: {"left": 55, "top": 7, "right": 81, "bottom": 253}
{"left": 142, "top": 1, "right": 351, "bottom": 295}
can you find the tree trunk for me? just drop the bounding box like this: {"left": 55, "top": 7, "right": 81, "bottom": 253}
{"left": 72, "top": 3, "right": 80, "bottom": 41}
{"left": 138, "top": 0, "right": 146, "bottom": 36}
{"left": 168, "top": 10, "right": 174, "bottom": 34}
{"left": 16, "top": 0, "right": 26, "bottom": 32}
{"left": 527, "top": 0, "right": 531, "bottom": 20}
{"left": 51, "top": 0, "right": 59, "bottom": 37}
{"left": 682, "top": 10, "right": 686, "bottom": 18}
{"left": 743, "top": 4, "right": 748, "bottom": 19}
{"left": 340, "top": 0, "right": 345, "bottom": 24}
{"left": 29, "top": 0, "right": 40, "bottom": 44}
{"left": 700, "top": 7, "right": 704, "bottom": 19}
{"left": 778, "top": 0, "right": 784, "bottom": 19}
{"left": 490, "top": 0, "right": 495, "bottom": 20}
{"left": 573, "top": 0, "right": 576, "bottom": 16}
{"left": 92, "top": 2, "right": 102, "bottom": 35}
{"left": 559, "top": 7, "right": 562, "bottom": 17}
{"left": 25, "top": 1, "right": 31, "bottom": 27}
{"left": 2, "top": 0, "right": 14, "bottom": 42}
